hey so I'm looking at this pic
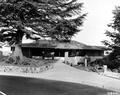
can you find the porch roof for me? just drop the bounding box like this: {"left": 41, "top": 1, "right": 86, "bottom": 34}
{"left": 22, "top": 40, "right": 106, "bottom": 50}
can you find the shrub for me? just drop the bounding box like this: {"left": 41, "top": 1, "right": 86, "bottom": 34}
{"left": 90, "top": 55, "right": 120, "bottom": 70}
{"left": 90, "top": 59, "right": 105, "bottom": 67}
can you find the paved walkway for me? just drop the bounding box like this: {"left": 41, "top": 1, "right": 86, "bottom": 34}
{"left": 0, "top": 60, "right": 120, "bottom": 92}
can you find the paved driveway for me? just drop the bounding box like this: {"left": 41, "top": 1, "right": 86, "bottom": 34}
{"left": 39, "top": 60, "right": 120, "bottom": 92}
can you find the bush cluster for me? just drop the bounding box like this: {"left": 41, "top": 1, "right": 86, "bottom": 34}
{"left": 91, "top": 54, "right": 120, "bottom": 70}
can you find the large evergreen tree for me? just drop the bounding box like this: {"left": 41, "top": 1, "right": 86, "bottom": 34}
{"left": 0, "top": 0, "right": 86, "bottom": 64}
{"left": 103, "top": 6, "right": 120, "bottom": 69}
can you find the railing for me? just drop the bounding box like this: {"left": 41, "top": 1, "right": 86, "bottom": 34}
{"left": 65, "top": 56, "right": 103, "bottom": 65}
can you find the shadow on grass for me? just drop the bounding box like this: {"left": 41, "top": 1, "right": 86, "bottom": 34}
{"left": 0, "top": 75, "right": 113, "bottom": 95}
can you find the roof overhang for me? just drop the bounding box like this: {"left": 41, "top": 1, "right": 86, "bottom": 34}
{"left": 21, "top": 40, "right": 107, "bottom": 51}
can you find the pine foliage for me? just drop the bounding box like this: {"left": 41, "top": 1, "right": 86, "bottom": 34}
{"left": 102, "top": 6, "right": 120, "bottom": 68}
{"left": 0, "top": 0, "right": 86, "bottom": 45}
{"left": 103, "top": 7, "right": 120, "bottom": 50}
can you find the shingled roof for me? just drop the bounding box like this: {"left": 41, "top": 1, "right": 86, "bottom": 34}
{"left": 22, "top": 40, "right": 106, "bottom": 50}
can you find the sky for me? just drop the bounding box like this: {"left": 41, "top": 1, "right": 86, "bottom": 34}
{"left": 72, "top": 0, "right": 120, "bottom": 46}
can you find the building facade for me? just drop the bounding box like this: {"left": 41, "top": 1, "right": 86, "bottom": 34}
{"left": 21, "top": 40, "right": 106, "bottom": 63}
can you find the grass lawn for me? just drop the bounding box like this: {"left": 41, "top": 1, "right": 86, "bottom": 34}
{"left": 0, "top": 75, "right": 113, "bottom": 95}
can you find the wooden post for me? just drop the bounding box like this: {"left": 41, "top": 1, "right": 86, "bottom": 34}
{"left": 103, "top": 65, "right": 107, "bottom": 73}
{"left": 85, "top": 58, "right": 87, "bottom": 67}
{"left": 51, "top": 52, "right": 54, "bottom": 60}
{"left": 65, "top": 52, "right": 69, "bottom": 64}
{"left": 84, "top": 55, "right": 88, "bottom": 67}
{"left": 29, "top": 48, "right": 32, "bottom": 58}
{"left": 74, "top": 56, "right": 78, "bottom": 65}
{"left": 42, "top": 51, "right": 45, "bottom": 59}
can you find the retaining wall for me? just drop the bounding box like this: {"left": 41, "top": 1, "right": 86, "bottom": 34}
{"left": 0, "top": 64, "right": 54, "bottom": 73}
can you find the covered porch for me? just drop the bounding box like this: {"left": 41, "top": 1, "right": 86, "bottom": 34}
{"left": 20, "top": 40, "right": 106, "bottom": 65}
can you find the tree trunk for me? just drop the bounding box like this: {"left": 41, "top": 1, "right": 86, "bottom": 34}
{"left": 7, "top": 44, "right": 24, "bottom": 64}
{"left": 6, "top": 44, "right": 24, "bottom": 64}
{"left": 6, "top": 29, "right": 24, "bottom": 64}
{"left": 13, "top": 44, "right": 24, "bottom": 64}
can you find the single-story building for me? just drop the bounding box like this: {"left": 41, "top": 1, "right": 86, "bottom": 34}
{"left": 20, "top": 40, "right": 106, "bottom": 64}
